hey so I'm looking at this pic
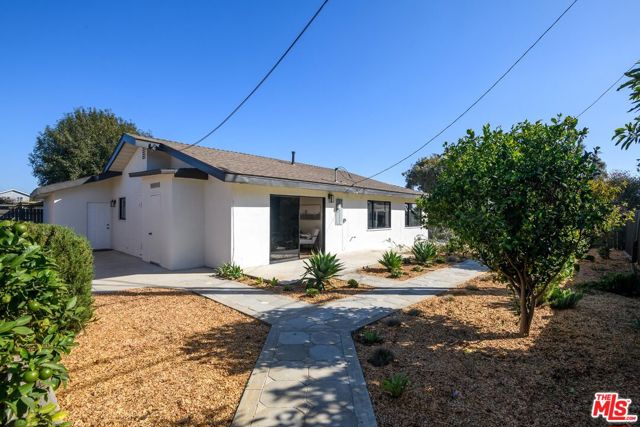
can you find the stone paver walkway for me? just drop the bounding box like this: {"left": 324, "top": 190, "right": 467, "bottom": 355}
{"left": 92, "top": 252, "right": 486, "bottom": 426}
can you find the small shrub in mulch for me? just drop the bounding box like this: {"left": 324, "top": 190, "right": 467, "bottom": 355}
{"left": 406, "top": 308, "right": 421, "bottom": 317}
{"left": 359, "top": 330, "right": 383, "bottom": 345}
{"left": 368, "top": 348, "right": 395, "bottom": 367}
{"left": 347, "top": 279, "right": 359, "bottom": 288}
{"left": 584, "top": 254, "right": 595, "bottom": 262}
{"left": 547, "top": 287, "right": 583, "bottom": 310}
{"left": 583, "top": 272, "right": 640, "bottom": 297}
{"left": 441, "top": 294, "right": 455, "bottom": 302}
{"left": 381, "top": 373, "right": 409, "bottom": 398}
{"left": 305, "top": 288, "right": 319, "bottom": 298}
{"left": 465, "top": 283, "right": 479, "bottom": 291}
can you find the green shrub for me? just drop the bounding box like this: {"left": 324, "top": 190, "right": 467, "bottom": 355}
{"left": 547, "top": 287, "right": 583, "bottom": 309}
{"left": 367, "top": 348, "right": 395, "bottom": 367}
{"left": 1, "top": 221, "right": 83, "bottom": 426}
{"left": 347, "top": 279, "right": 359, "bottom": 288}
{"left": 254, "top": 277, "right": 264, "bottom": 286}
{"left": 302, "top": 252, "right": 344, "bottom": 291}
{"left": 465, "top": 283, "right": 479, "bottom": 291}
{"left": 269, "top": 277, "right": 279, "bottom": 287}
{"left": 25, "top": 223, "right": 94, "bottom": 329}
{"left": 215, "top": 262, "right": 244, "bottom": 280}
{"left": 283, "top": 285, "right": 292, "bottom": 292}
{"left": 412, "top": 240, "right": 438, "bottom": 265}
{"left": 584, "top": 272, "right": 640, "bottom": 297}
{"left": 305, "top": 288, "right": 319, "bottom": 298}
{"left": 411, "top": 265, "right": 424, "bottom": 272}
{"left": 379, "top": 250, "right": 403, "bottom": 278}
{"left": 598, "top": 246, "right": 611, "bottom": 259}
{"left": 381, "top": 373, "right": 409, "bottom": 398}
{"left": 360, "top": 329, "right": 383, "bottom": 345}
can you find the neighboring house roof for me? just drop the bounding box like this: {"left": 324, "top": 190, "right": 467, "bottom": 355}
{"left": 32, "top": 133, "right": 421, "bottom": 199}
{"left": 0, "top": 189, "right": 30, "bottom": 197}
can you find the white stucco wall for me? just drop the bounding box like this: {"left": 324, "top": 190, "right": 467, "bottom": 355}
{"left": 227, "top": 183, "right": 426, "bottom": 268}
{"left": 42, "top": 180, "right": 113, "bottom": 238}
{"left": 203, "top": 178, "right": 233, "bottom": 267}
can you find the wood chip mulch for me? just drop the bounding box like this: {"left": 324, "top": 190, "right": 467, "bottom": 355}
{"left": 238, "top": 276, "right": 372, "bottom": 304}
{"left": 355, "top": 250, "right": 640, "bottom": 427}
{"left": 358, "top": 260, "right": 453, "bottom": 281}
{"left": 57, "top": 287, "right": 269, "bottom": 427}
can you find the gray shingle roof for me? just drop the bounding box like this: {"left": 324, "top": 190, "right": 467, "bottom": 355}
{"left": 128, "top": 134, "right": 420, "bottom": 196}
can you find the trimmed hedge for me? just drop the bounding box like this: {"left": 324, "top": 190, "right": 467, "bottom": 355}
{"left": 25, "top": 223, "right": 94, "bottom": 328}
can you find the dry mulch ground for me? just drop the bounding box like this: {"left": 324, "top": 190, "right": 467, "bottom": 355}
{"left": 58, "top": 287, "right": 268, "bottom": 427}
{"left": 238, "top": 276, "right": 372, "bottom": 304}
{"left": 359, "top": 260, "right": 455, "bottom": 281}
{"left": 356, "top": 250, "right": 640, "bottom": 426}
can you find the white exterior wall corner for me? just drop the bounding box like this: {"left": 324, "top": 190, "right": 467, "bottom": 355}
{"left": 203, "top": 178, "right": 233, "bottom": 267}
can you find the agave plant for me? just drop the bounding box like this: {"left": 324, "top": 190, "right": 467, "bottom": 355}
{"left": 302, "top": 251, "right": 344, "bottom": 291}
{"left": 411, "top": 240, "right": 438, "bottom": 265}
{"left": 379, "top": 250, "right": 403, "bottom": 278}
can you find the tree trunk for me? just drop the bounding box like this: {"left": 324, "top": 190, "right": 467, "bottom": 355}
{"left": 518, "top": 284, "right": 534, "bottom": 336}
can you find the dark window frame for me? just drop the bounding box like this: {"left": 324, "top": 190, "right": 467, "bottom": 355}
{"left": 405, "top": 203, "right": 421, "bottom": 227}
{"left": 118, "top": 197, "right": 126, "bottom": 220}
{"left": 367, "top": 200, "right": 391, "bottom": 229}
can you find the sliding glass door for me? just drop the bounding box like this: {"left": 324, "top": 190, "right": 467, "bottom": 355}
{"left": 270, "top": 195, "right": 300, "bottom": 263}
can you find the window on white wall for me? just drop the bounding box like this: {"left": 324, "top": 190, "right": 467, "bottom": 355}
{"left": 405, "top": 203, "right": 421, "bottom": 227}
{"left": 367, "top": 201, "right": 390, "bottom": 229}
{"left": 119, "top": 197, "right": 126, "bottom": 220}
{"left": 335, "top": 198, "right": 343, "bottom": 225}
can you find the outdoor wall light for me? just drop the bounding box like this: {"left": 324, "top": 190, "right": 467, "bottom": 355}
{"left": 328, "top": 193, "right": 334, "bottom": 203}
{"left": 110, "top": 199, "right": 117, "bottom": 207}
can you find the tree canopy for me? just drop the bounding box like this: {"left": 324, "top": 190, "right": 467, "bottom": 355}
{"left": 613, "top": 60, "right": 640, "bottom": 151}
{"left": 29, "top": 108, "right": 148, "bottom": 186}
{"left": 403, "top": 154, "right": 441, "bottom": 193}
{"left": 419, "top": 116, "right": 623, "bottom": 335}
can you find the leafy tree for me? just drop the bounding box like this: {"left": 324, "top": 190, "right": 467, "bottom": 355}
{"left": 29, "top": 108, "right": 148, "bottom": 186}
{"left": 403, "top": 154, "right": 441, "bottom": 193}
{"left": 605, "top": 170, "right": 640, "bottom": 210}
{"left": 613, "top": 61, "right": 640, "bottom": 150}
{"left": 419, "top": 116, "right": 623, "bottom": 335}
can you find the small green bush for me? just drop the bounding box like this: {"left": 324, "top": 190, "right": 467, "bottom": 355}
{"left": 411, "top": 265, "right": 424, "bottom": 272}
{"left": 254, "top": 277, "right": 264, "bottom": 286}
{"left": 381, "top": 373, "right": 409, "bottom": 398}
{"left": 584, "top": 272, "right": 640, "bottom": 297}
{"left": 347, "top": 279, "right": 359, "bottom": 288}
{"left": 360, "top": 329, "right": 383, "bottom": 345}
{"left": 598, "top": 246, "right": 611, "bottom": 259}
{"left": 1, "top": 220, "right": 82, "bottom": 426}
{"left": 412, "top": 240, "right": 438, "bottom": 265}
{"left": 379, "top": 250, "right": 403, "bottom": 278}
{"left": 547, "top": 287, "right": 583, "bottom": 309}
{"left": 269, "top": 277, "right": 279, "bottom": 287}
{"left": 465, "top": 283, "right": 479, "bottom": 291}
{"left": 26, "top": 223, "right": 94, "bottom": 329}
{"left": 305, "top": 288, "right": 319, "bottom": 298}
{"left": 215, "top": 262, "right": 244, "bottom": 280}
{"left": 302, "top": 252, "right": 344, "bottom": 291}
{"left": 283, "top": 285, "right": 292, "bottom": 292}
{"left": 367, "top": 348, "right": 395, "bottom": 367}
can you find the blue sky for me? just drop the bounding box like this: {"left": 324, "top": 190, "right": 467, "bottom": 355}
{"left": 1, "top": 0, "right": 638, "bottom": 192}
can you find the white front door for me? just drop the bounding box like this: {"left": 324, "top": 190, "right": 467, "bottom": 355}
{"left": 147, "top": 194, "right": 162, "bottom": 264}
{"left": 87, "top": 202, "right": 111, "bottom": 249}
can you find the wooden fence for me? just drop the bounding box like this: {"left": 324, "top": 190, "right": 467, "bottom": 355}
{"left": 0, "top": 203, "right": 44, "bottom": 223}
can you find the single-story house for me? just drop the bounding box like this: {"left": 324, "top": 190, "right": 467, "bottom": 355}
{"left": 0, "top": 189, "right": 30, "bottom": 203}
{"left": 31, "top": 134, "right": 426, "bottom": 270}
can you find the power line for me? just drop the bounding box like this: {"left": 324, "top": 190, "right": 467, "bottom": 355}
{"left": 349, "top": 0, "right": 578, "bottom": 187}
{"left": 180, "top": 0, "right": 330, "bottom": 151}
{"left": 577, "top": 62, "right": 637, "bottom": 118}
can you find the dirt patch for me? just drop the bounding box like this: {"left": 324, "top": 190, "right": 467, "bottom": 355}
{"left": 571, "top": 248, "right": 633, "bottom": 284}
{"left": 359, "top": 260, "right": 454, "bottom": 281}
{"left": 237, "top": 276, "right": 372, "bottom": 304}
{"left": 58, "top": 287, "right": 268, "bottom": 427}
{"left": 356, "top": 251, "right": 640, "bottom": 426}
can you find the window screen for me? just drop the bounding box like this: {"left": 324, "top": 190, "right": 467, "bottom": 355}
{"left": 367, "top": 201, "right": 391, "bottom": 229}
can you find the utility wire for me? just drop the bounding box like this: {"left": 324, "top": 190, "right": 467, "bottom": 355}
{"left": 577, "top": 62, "right": 637, "bottom": 118}
{"left": 180, "top": 0, "right": 330, "bottom": 151}
{"left": 349, "top": 0, "right": 578, "bottom": 187}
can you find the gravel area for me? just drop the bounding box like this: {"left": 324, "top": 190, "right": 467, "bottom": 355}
{"left": 57, "top": 287, "right": 269, "bottom": 427}
{"left": 239, "top": 276, "right": 372, "bottom": 304}
{"left": 356, "top": 250, "right": 640, "bottom": 426}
